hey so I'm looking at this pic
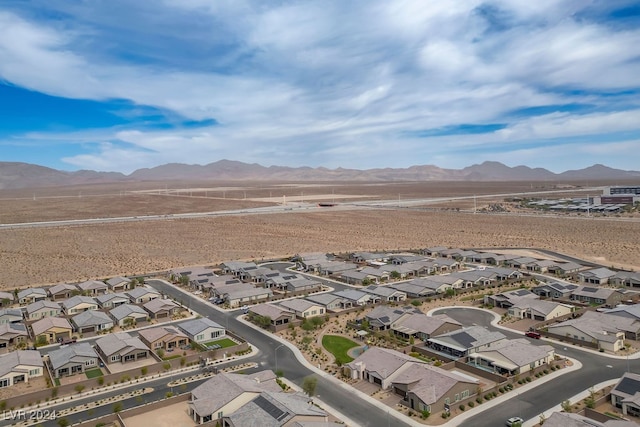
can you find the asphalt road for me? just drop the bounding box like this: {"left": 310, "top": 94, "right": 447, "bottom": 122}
{"left": 432, "top": 307, "right": 637, "bottom": 427}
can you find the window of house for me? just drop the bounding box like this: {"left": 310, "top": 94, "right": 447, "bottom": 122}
{"left": 111, "top": 355, "right": 119, "bottom": 362}
{"left": 462, "top": 390, "right": 469, "bottom": 398}
{"left": 444, "top": 398, "right": 450, "bottom": 405}
{"left": 28, "top": 369, "right": 39, "bottom": 376}
{"left": 197, "top": 334, "right": 204, "bottom": 341}
{"left": 455, "top": 393, "right": 459, "bottom": 401}
{"left": 0, "top": 379, "right": 9, "bottom": 387}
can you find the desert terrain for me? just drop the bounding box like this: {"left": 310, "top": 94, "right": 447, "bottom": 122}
{"left": 1, "top": 180, "right": 639, "bottom": 289}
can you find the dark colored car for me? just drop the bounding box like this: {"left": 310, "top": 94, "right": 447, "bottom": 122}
{"left": 525, "top": 331, "right": 541, "bottom": 339}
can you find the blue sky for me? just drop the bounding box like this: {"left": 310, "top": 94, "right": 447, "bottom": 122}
{"left": 1, "top": 1, "right": 639, "bottom": 174}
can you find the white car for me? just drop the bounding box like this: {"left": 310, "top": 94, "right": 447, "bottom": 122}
{"left": 506, "top": 416, "right": 523, "bottom": 426}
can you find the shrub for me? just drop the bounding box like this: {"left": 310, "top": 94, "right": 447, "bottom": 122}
{"left": 468, "top": 401, "right": 475, "bottom": 408}
{"left": 476, "top": 397, "right": 483, "bottom": 404}
{"left": 74, "top": 384, "right": 85, "bottom": 394}
{"left": 459, "top": 404, "right": 465, "bottom": 411}
{"left": 97, "top": 377, "right": 104, "bottom": 386}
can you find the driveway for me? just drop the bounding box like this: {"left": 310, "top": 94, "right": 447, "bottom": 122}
{"left": 123, "top": 401, "right": 196, "bottom": 427}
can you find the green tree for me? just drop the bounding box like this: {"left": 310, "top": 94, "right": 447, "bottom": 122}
{"left": 361, "top": 278, "right": 372, "bottom": 286}
{"left": 113, "top": 402, "right": 123, "bottom": 413}
{"left": 141, "top": 366, "right": 148, "bottom": 376}
{"left": 254, "top": 315, "right": 272, "bottom": 329}
{"left": 302, "top": 376, "right": 318, "bottom": 397}
{"left": 561, "top": 399, "right": 572, "bottom": 412}
{"left": 74, "top": 384, "right": 85, "bottom": 394}
{"left": 163, "top": 362, "right": 171, "bottom": 371}
{"left": 390, "top": 271, "right": 401, "bottom": 280}
{"left": 157, "top": 348, "right": 165, "bottom": 358}
{"left": 56, "top": 418, "right": 69, "bottom": 427}
{"left": 36, "top": 335, "right": 48, "bottom": 347}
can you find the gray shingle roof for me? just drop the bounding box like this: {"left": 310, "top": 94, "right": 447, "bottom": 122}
{"left": 31, "top": 317, "right": 72, "bottom": 336}
{"left": 0, "top": 350, "right": 42, "bottom": 378}
{"left": 96, "top": 332, "right": 149, "bottom": 357}
{"left": 61, "top": 296, "right": 97, "bottom": 309}
{"left": 471, "top": 338, "right": 554, "bottom": 367}
{"left": 17, "top": 288, "right": 47, "bottom": 299}
{"left": 49, "top": 342, "right": 98, "bottom": 370}
{"left": 143, "top": 298, "right": 179, "bottom": 313}
{"left": 72, "top": 310, "right": 113, "bottom": 328}
{"left": 178, "top": 318, "right": 223, "bottom": 336}
{"left": 109, "top": 304, "right": 148, "bottom": 321}
{"left": 138, "top": 325, "right": 187, "bottom": 344}
{"left": 77, "top": 280, "right": 108, "bottom": 291}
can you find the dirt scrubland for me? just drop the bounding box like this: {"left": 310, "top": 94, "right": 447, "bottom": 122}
{"left": 1, "top": 208, "right": 639, "bottom": 289}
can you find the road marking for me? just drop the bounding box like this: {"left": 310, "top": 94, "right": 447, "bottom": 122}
{"left": 606, "top": 365, "right": 613, "bottom": 368}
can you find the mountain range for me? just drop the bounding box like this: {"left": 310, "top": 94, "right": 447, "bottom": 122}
{"left": 0, "top": 160, "right": 639, "bottom": 190}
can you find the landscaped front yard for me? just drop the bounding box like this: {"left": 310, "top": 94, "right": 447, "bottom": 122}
{"left": 85, "top": 368, "right": 103, "bottom": 379}
{"left": 202, "top": 337, "right": 237, "bottom": 348}
{"left": 322, "top": 335, "right": 359, "bottom": 365}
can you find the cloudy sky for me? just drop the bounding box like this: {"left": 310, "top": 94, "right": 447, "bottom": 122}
{"left": 1, "top": 1, "right": 639, "bottom": 174}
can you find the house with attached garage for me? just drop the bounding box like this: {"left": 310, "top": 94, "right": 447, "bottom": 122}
{"left": 106, "top": 276, "right": 133, "bottom": 292}
{"left": 359, "top": 266, "right": 391, "bottom": 283}
{"left": 143, "top": 298, "right": 181, "bottom": 320}
{"left": 216, "top": 284, "right": 273, "bottom": 308}
{"left": 47, "top": 283, "right": 79, "bottom": 301}
{"left": 611, "top": 271, "right": 640, "bottom": 289}
{"left": 431, "top": 257, "right": 460, "bottom": 271}
{"left": 340, "top": 270, "right": 369, "bottom": 286}
{"left": 0, "top": 308, "right": 23, "bottom": 325}
{"left": 611, "top": 372, "right": 640, "bottom": 418}
{"left": 392, "top": 313, "right": 462, "bottom": 341}
{"left": 543, "top": 410, "right": 637, "bottom": 426}
{"left": 421, "top": 246, "right": 448, "bottom": 257}
{"left": 388, "top": 281, "right": 437, "bottom": 298}
{"left": 484, "top": 289, "right": 539, "bottom": 309}
{"left": 424, "top": 274, "right": 465, "bottom": 290}
{"left": 276, "top": 299, "right": 325, "bottom": 318}
{"left": 546, "top": 261, "right": 583, "bottom": 276}
{"left": 425, "top": 326, "right": 507, "bottom": 358}
{"left": 17, "top": 288, "right": 47, "bottom": 305}
{"left": 48, "top": 342, "right": 99, "bottom": 378}
{"left": 468, "top": 338, "right": 555, "bottom": 375}
{"left": 96, "top": 292, "right": 130, "bottom": 309}
{"left": 125, "top": 286, "right": 161, "bottom": 304}
{"left": 0, "top": 323, "right": 28, "bottom": 353}
{"left": 61, "top": 296, "right": 98, "bottom": 315}
{"left": 363, "top": 285, "right": 407, "bottom": 302}
{"left": 95, "top": 332, "right": 150, "bottom": 364}
{"left": 77, "top": 280, "right": 108, "bottom": 296}
{"left": 109, "top": 304, "right": 149, "bottom": 327}
{"left": 304, "top": 293, "right": 348, "bottom": 311}
{"left": 0, "top": 292, "right": 14, "bottom": 307}
{"left": 220, "top": 261, "right": 258, "bottom": 277}
{"left": 452, "top": 270, "right": 495, "bottom": 287}
{"left": 0, "top": 350, "right": 43, "bottom": 388}
{"left": 24, "top": 300, "right": 62, "bottom": 321}
{"left": 365, "top": 305, "right": 420, "bottom": 331}
{"left": 138, "top": 325, "right": 189, "bottom": 352}
{"left": 244, "top": 267, "right": 280, "bottom": 284}
{"left": 248, "top": 304, "right": 296, "bottom": 328}
{"left": 578, "top": 267, "right": 617, "bottom": 285}
{"left": 178, "top": 318, "right": 225, "bottom": 344}
{"left": 283, "top": 276, "right": 321, "bottom": 293}
{"left": 333, "top": 289, "right": 378, "bottom": 306}
{"left": 72, "top": 310, "right": 114, "bottom": 334}
{"left": 487, "top": 267, "right": 523, "bottom": 281}
{"left": 31, "top": 317, "right": 72, "bottom": 344}
{"left": 570, "top": 286, "right": 626, "bottom": 307}
{"left": 318, "top": 261, "right": 359, "bottom": 277}
{"left": 546, "top": 311, "right": 628, "bottom": 351}
{"left": 508, "top": 299, "right": 575, "bottom": 321}
{"left": 532, "top": 282, "right": 579, "bottom": 299}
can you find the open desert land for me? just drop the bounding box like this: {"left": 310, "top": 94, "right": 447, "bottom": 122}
{"left": 1, "top": 203, "right": 640, "bottom": 289}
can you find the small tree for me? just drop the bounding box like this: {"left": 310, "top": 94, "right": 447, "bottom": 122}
{"left": 410, "top": 299, "right": 421, "bottom": 307}
{"left": 302, "top": 376, "right": 318, "bottom": 397}
{"left": 36, "top": 335, "right": 48, "bottom": 347}
{"left": 561, "top": 399, "right": 572, "bottom": 412}
{"left": 141, "top": 366, "right": 148, "bottom": 376}
{"left": 113, "top": 402, "right": 123, "bottom": 413}
{"left": 163, "top": 362, "right": 171, "bottom": 371}
{"left": 74, "top": 384, "right": 85, "bottom": 394}
{"left": 390, "top": 271, "right": 401, "bottom": 280}
{"left": 57, "top": 418, "right": 70, "bottom": 427}
{"left": 157, "top": 348, "right": 165, "bottom": 358}
{"left": 97, "top": 377, "right": 104, "bottom": 386}
{"left": 180, "top": 356, "right": 186, "bottom": 367}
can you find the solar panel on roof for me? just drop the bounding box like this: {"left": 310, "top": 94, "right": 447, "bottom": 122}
{"left": 379, "top": 316, "right": 390, "bottom": 323}
{"left": 253, "top": 395, "right": 288, "bottom": 421}
{"left": 452, "top": 331, "right": 475, "bottom": 348}
{"left": 583, "top": 287, "right": 598, "bottom": 293}
{"left": 515, "top": 290, "right": 529, "bottom": 296}
{"left": 615, "top": 377, "right": 640, "bottom": 396}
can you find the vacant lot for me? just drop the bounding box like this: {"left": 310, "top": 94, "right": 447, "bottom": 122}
{"left": 1, "top": 207, "right": 639, "bottom": 289}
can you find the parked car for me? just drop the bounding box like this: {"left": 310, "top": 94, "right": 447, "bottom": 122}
{"left": 506, "top": 416, "right": 523, "bottom": 426}
{"left": 61, "top": 337, "right": 77, "bottom": 345}
{"left": 525, "top": 331, "right": 541, "bottom": 339}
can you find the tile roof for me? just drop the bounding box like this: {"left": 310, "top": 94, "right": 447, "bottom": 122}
{"left": 31, "top": 317, "right": 72, "bottom": 336}
{"left": 61, "top": 295, "right": 97, "bottom": 309}
{"left": 392, "top": 362, "right": 477, "bottom": 404}
{"left": 49, "top": 342, "right": 98, "bottom": 370}
{"left": 17, "top": 288, "right": 47, "bottom": 299}
{"left": 96, "top": 332, "right": 149, "bottom": 357}
{"left": 72, "top": 310, "right": 113, "bottom": 327}
{"left": 0, "top": 350, "right": 42, "bottom": 378}
{"left": 471, "top": 338, "right": 554, "bottom": 367}
{"left": 345, "top": 347, "right": 423, "bottom": 380}
{"left": 109, "top": 304, "right": 148, "bottom": 321}
{"left": 178, "top": 318, "right": 224, "bottom": 336}
{"left": 143, "top": 298, "right": 179, "bottom": 313}
{"left": 138, "top": 325, "right": 187, "bottom": 343}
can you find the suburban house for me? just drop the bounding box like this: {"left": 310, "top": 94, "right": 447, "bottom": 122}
{"left": 363, "top": 285, "right": 407, "bottom": 302}
{"left": 0, "top": 350, "right": 43, "bottom": 388}
{"left": 106, "top": 276, "right": 133, "bottom": 292}
{"left": 359, "top": 266, "right": 391, "bottom": 282}
{"left": 344, "top": 346, "right": 423, "bottom": 389}
{"left": 31, "top": 317, "right": 72, "bottom": 344}
{"left": 216, "top": 284, "right": 273, "bottom": 308}
{"left": 468, "top": 338, "right": 555, "bottom": 375}
{"left": 109, "top": 304, "right": 149, "bottom": 327}
{"left": 281, "top": 277, "right": 322, "bottom": 293}
{"left": 95, "top": 332, "right": 150, "bottom": 364}
{"left": 487, "top": 267, "right": 524, "bottom": 281}
{"left": 71, "top": 310, "right": 114, "bottom": 334}
{"left": 578, "top": 267, "right": 617, "bottom": 285}
{"left": 431, "top": 257, "right": 460, "bottom": 271}
{"left": 422, "top": 246, "right": 449, "bottom": 257}
{"left": 0, "top": 308, "right": 23, "bottom": 325}
{"left": 452, "top": 270, "right": 495, "bottom": 287}
{"left": 77, "top": 280, "right": 109, "bottom": 296}
{"left": 350, "top": 251, "right": 389, "bottom": 263}
{"left": 138, "top": 326, "right": 189, "bottom": 352}
{"left": 318, "top": 261, "right": 359, "bottom": 276}
{"left": 393, "top": 361, "right": 479, "bottom": 415}
{"left": 546, "top": 261, "right": 583, "bottom": 276}
{"left": 611, "top": 271, "right": 640, "bottom": 288}
{"left": 605, "top": 304, "right": 640, "bottom": 324}
{"left": 0, "top": 292, "right": 14, "bottom": 307}
{"left": 220, "top": 261, "right": 259, "bottom": 277}
{"left": 407, "top": 277, "right": 452, "bottom": 294}
{"left": 248, "top": 304, "right": 296, "bottom": 328}
{"left": 546, "top": 311, "right": 628, "bottom": 352}
{"left": 197, "top": 275, "right": 242, "bottom": 295}
{"left": 508, "top": 299, "right": 575, "bottom": 321}
{"left": 341, "top": 270, "right": 370, "bottom": 286}
{"left": 484, "top": 289, "right": 539, "bottom": 309}
{"left": 276, "top": 299, "right": 325, "bottom": 318}
{"left": 543, "top": 411, "right": 637, "bottom": 426}
{"left": 61, "top": 296, "right": 99, "bottom": 315}
{"left": 304, "top": 293, "right": 348, "bottom": 311}
{"left": 570, "top": 286, "right": 626, "bottom": 307}
{"left": 365, "top": 306, "right": 421, "bottom": 331}
{"left": 126, "top": 286, "right": 161, "bottom": 304}
{"left": 143, "top": 298, "right": 181, "bottom": 320}
{"left": 96, "top": 292, "right": 130, "bottom": 309}
{"left": 425, "top": 326, "right": 507, "bottom": 358}
{"left": 48, "top": 342, "right": 99, "bottom": 378}
{"left": 0, "top": 323, "right": 28, "bottom": 352}
{"left": 532, "top": 282, "right": 579, "bottom": 299}
{"left": 244, "top": 267, "right": 280, "bottom": 284}
{"left": 611, "top": 372, "right": 640, "bottom": 417}
{"left": 17, "top": 288, "right": 47, "bottom": 305}
{"left": 188, "top": 370, "right": 328, "bottom": 425}
{"left": 178, "top": 318, "right": 225, "bottom": 344}
{"left": 47, "top": 283, "right": 79, "bottom": 300}
{"left": 333, "top": 289, "right": 377, "bottom": 306}
{"left": 388, "top": 281, "right": 436, "bottom": 298}
{"left": 524, "top": 259, "right": 559, "bottom": 273}
{"left": 24, "top": 300, "right": 62, "bottom": 321}
{"left": 392, "top": 313, "right": 462, "bottom": 341}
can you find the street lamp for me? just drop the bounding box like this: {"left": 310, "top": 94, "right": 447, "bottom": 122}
{"left": 275, "top": 344, "right": 285, "bottom": 374}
